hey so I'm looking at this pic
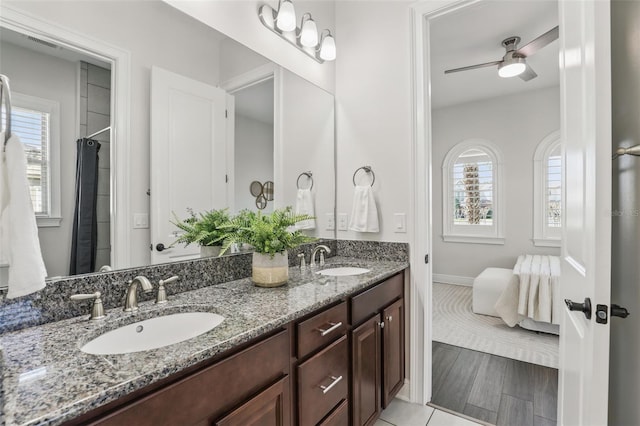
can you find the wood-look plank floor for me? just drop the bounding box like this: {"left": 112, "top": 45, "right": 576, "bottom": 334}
{"left": 432, "top": 342, "right": 558, "bottom": 426}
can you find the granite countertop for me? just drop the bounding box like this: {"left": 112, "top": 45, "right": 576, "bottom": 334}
{"left": 0, "top": 256, "right": 408, "bottom": 426}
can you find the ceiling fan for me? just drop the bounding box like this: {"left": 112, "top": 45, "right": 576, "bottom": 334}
{"left": 444, "top": 26, "right": 559, "bottom": 81}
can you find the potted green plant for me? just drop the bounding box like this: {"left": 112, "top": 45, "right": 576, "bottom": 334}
{"left": 221, "top": 207, "right": 316, "bottom": 287}
{"left": 171, "top": 208, "right": 231, "bottom": 257}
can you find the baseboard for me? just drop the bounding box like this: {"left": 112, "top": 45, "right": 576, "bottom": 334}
{"left": 395, "top": 379, "right": 411, "bottom": 402}
{"left": 432, "top": 274, "right": 474, "bottom": 287}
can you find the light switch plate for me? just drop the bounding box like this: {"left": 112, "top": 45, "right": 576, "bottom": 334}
{"left": 338, "top": 213, "right": 348, "bottom": 231}
{"left": 133, "top": 213, "right": 149, "bottom": 229}
{"left": 394, "top": 213, "right": 406, "bottom": 233}
{"left": 326, "top": 213, "right": 335, "bottom": 231}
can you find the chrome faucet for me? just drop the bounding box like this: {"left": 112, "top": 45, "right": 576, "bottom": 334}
{"left": 124, "top": 276, "right": 153, "bottom": 312}
{"left": 310, "top": 244, "right": 331, "bottom": 268}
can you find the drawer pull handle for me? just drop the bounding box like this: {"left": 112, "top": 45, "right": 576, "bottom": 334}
{"left": 317, "top": 321, "right": 342, "bottom": 337}
{"left": 319, "top": 375, "right": 343, "bottom": 394}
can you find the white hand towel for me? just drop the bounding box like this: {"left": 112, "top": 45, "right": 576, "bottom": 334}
{"left": 348, "top": 185, "right": 379, "bottom": 232}
{"left": 0, "top": 132, "right": 47, "bottom": 298}
{"left": 295, "top": 188, "right": 316, "bottom": 230}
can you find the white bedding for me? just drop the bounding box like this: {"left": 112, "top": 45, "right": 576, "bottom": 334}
{"left": 495, "top": 255, "right": 561, "bottom": 332}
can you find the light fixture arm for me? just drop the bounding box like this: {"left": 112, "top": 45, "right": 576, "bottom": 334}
{"left": 258, "top": 3, "right": 333, "bottom": 64}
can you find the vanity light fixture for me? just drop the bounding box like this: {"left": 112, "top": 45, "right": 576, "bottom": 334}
{"left": 275, "top": 0, "right": 296, "bottom": 32}
{"left": 258, "top": 1, "right": 335, "bottom": 64}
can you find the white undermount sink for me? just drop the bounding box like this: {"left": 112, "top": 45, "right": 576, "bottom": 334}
{"left": 317, "top": 267, "right": 370, "bottom": 277}
{"left": 81, "top": 312, "right": 225, "bottom": 355}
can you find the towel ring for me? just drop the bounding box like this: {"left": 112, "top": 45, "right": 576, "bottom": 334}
{"left": 353, "top": 166, "right": 375, "bottom": 187}
{"left": 296, "top": 171, "right": 314, "bottom": 190}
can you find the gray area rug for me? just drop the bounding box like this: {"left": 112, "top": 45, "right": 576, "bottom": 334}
{"left": 432, "top": 282, "right": 559, "bottom": 368}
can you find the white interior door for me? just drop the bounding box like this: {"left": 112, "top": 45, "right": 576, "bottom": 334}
{"left": 150, "top": 66, "right": 231, "bottom": 264}
{"left": 557, "top": 0, "right": 612, "bottom": 424}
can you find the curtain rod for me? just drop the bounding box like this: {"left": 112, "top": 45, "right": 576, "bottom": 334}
{"left": 86, "top": 126, "right": 110, "bottom": 140}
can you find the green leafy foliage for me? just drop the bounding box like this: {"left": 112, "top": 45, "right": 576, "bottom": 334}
{"left": 170, "top": 208, "right": 231, "bottom": 248}
{"left": 220, "top": 207, "right": 316, "bottom": 256}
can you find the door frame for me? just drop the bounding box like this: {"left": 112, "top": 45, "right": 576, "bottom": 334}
{"left": 409, "top": 0, "right": 479, "bottom": 405}
{"left": 0, "top": 4, "right": 132, "bottom": 269}
{"left": 220, "top": 63, "right": 282, "bottom": 213}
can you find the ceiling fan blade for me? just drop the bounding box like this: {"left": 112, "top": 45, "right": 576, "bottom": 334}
{"left": 444, "top": 60, "right": 502, "bottom": 74}
{"left": 517, "top": 26, "right": 559, "bottom": 57}
{"left": 519, "top": 64, "right": 538, "bottom": 81}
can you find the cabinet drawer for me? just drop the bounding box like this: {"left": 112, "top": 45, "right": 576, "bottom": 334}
{"left": 89, "top": 329, "right": 290, "bottom": 426}
{"left": 318, "top": 399, "right": 348, "bottom": 426}
{"left": 296, "top": 302, "right": 347, "bottom": 359}
{"left": 215, "top": 376, "right": 290, "bottom": 426}
{"left": 351, "top": 272, "right": 403, "bottom": 326}
{"left": 297, "top": 335, "right": 349, "bottom": 426}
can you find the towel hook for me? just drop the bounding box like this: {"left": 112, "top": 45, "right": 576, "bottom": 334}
{"left": 353, "top": 166, "right": 375, "bottom": 187}
{"left": 613, "top": 145, "right": 640, "bottom": 160}
{"left": 296, "top": 171, "right": 314, "bottom": 190}
{"left": 1, "top": 74, "right": 13, "bottom": 149}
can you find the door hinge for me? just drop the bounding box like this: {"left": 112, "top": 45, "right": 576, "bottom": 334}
{"left": 225, "top": 174, "right": 228, "bottom": 183}
{"left": 425, "top": 254, "right": 429, "bottom": 264}
{"left": 225, "top": 109, "right": 228, "bottom": 118}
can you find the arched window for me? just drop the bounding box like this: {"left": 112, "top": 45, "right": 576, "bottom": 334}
{"left": 533, "top": 130, "right": 562, "bottom": 247}
{"left": 442, "top": 140, "right": 504, "bottom": 244}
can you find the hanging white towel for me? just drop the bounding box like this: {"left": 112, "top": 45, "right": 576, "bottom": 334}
{"left": 348, "top": 185, "right": 379, "bottom": 232}
{"left": 0, "top": 132, "right": 47, "bottom": 298}
{"left": 295, "top": 188, "right": 316, "bottom": 230}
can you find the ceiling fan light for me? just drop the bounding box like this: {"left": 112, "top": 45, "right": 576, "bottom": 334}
{"left": 498, "top": 58, "right": 526, "bottom": 78}
{"left": 276, "top": 0, "right": 296, "bottom": 32}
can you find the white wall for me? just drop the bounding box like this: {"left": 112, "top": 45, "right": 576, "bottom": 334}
{"left": 6, "top": 1, "right": 223, "bottom": 268}
{"left": 0, "top": 41, "right": 77, "bottom": 278}
{"left": 334, "top": 1, "right": 414, "bottom": 242}
{"left": 219, "top": 37, "right": 271, "bottom": 84}
{"left": 165, "top": 0, "right": 336, "bottom": 93}
{"left": 234, "top": 115, "right": 274, "bottom": 212}
{"left": 432, "top": 87, "right": 561, "bottom": 280}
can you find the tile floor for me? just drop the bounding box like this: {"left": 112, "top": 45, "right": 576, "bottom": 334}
{"left": 376, "top": 399, "right": 483, "bottom": 426}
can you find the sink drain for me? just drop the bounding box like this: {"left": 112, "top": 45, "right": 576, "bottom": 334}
{"left": 136, "top": 325, "right": 144, "bottom": 333}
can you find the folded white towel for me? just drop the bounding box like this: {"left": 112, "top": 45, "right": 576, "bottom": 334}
{"left": 295, "top": 188, "right": 316, "bottom": 230}
{"left": 0, "top": 132, "right": 47, "bottom": 298}
{"left": 348, "top": 185, "right": 379, "bottom": 233}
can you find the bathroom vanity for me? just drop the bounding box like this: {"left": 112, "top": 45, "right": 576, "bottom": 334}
{"left": 0, "top": 258, "right": 407, "bottom": 426}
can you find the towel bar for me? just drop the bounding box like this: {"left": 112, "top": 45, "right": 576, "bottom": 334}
{"left": 296, "top": 171, "right": 313, "bottom": 190}
{"left": 353, "top": 166, "right": 375, "bottom": 187}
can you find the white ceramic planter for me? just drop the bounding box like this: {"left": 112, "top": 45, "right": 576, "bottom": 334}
{"left": 200, "top": 246, "right": 222, "bottom": 258}
{"left": 252, "top": 251, "right": 288, "bottom": 287}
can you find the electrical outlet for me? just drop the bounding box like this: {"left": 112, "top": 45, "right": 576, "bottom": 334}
{"left": 394, "top": 213, "right": 406, "bottom": 233}
{"left": 133, "top": 213, "right": 149, "bottom": 229}
{"left": 326, "top": 213, "right": 335, "bottom": 230}
{"left": 338, "top": 213, "right": 348, "bottom": 231}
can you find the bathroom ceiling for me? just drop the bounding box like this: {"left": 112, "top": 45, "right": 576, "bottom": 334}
{"left": 430, "top": 0, "right": 559, "bottom": 109}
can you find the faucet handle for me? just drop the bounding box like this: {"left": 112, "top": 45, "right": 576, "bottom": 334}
{"left": 319, "top": 249, "right": 326, "bottom": 267}
{"left": 156, "top": 275, "right": 179, "bottom": 304}
{"left": 297, "top": 253, "right": 306, "bottom": 269}
{"left": 70, "top": 291, "right": 106, "bottom": 320}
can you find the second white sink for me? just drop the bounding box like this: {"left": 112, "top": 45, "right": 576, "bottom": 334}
{"left": 317, "top": 267, "right": 370, "bottom": 277}
{"left": 81, "top": 312, "right": 225, "bottom": 355}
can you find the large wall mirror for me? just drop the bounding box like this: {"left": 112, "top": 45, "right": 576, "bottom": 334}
{"left": 0, "top": 1, "right": 336, "bottom": 281}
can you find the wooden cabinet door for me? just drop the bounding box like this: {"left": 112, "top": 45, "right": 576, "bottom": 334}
{"left": 382, "top": 298, "right": 404, "bottom": 408}
{"left": 215, "top": 376, "right": 290, "bottom": 426}
{"left": 351, "top": 314, "right": 381, "bottom": 426}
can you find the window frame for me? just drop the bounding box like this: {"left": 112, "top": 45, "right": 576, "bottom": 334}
{"left": 11, "top": 92, "right": 62, "bottom": 227}
{"left": 533, "top": 130, "right": 562, "bottom": 247}
{"left": 442, "top": 139, "right": 505, "bottom": 245}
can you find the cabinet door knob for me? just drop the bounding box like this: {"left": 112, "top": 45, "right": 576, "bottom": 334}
{"left": 379, "top": 321, "right": 385, "bottom": 329}
{"left": 386, "top": 315, "right": 393, "bottom": 322}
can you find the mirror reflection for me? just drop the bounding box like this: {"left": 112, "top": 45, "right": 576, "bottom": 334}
{"left": 0, "top": 1, "right": 335, "bottom": 281}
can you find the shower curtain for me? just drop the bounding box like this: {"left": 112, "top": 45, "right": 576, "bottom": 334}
{"left": 69, "top": 138, "right": 101, "bottom": 275}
